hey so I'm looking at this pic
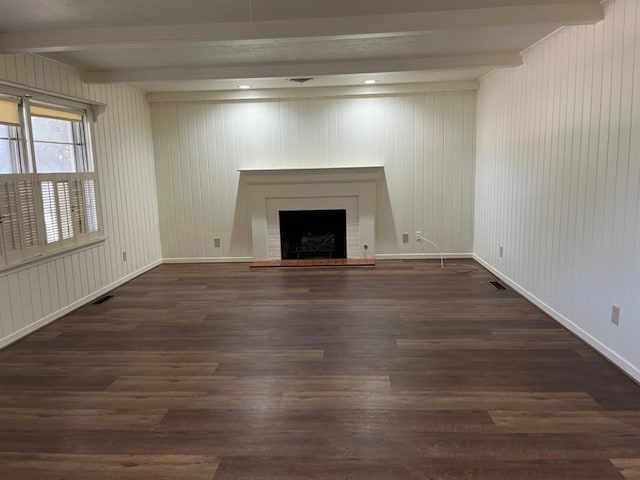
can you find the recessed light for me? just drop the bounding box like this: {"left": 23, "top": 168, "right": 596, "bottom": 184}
{"left": 364, "top": 80, "right": 377, "bottom": 85}
{"left": 238, "top": 84, "right": 252, "bottom": 90}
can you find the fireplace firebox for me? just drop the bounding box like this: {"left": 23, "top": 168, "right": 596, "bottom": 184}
{"left": 279, "top": 210, "right": 347, "bottom": 259}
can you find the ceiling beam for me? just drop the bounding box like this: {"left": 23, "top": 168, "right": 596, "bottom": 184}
{"left": 82, "top": 53, "right": 522, "bottom": 84}
{"left": 146, "top": 81, "right": 480, "bottom": 103}
{"left": 0, "top": 3, "right": 602, "bottom": 53}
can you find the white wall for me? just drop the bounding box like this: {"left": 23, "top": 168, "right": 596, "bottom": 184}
{"left": 0, "top": 54, "right": 162, "bottom": 347}
{"left": 475, "top": 0, "right": 640, "bottom": 381}
{"left": 150, "top": 91, "right": 476, "bottom": 260}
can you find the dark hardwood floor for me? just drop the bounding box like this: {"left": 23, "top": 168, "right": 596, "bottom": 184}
{"left": 0, "top": 260, "right": 639, "bottom": 479}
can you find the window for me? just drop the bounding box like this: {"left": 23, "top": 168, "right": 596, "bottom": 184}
{"left": 0, "top": 98, "right": 22, "bottom": 174}
{"left": 31, "top": 106, "right": 91, "bottom": 173}
{"left": 0, "top": 91, "right": 102, "bottom": 271}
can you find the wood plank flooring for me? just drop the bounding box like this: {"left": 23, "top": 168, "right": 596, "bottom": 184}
{"left": 0, "top": 260, "right": 639, "bottom": 479}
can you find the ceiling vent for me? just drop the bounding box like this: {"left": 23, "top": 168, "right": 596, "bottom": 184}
{"left": 289, "top": 77, "right": 314, "bottom": 84}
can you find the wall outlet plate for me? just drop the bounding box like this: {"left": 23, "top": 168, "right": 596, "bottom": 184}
{"left": 611, "top": 305, "right": 620, "bottom": 326}
{"left": 214, "top": 238, "right": 221, "bottom": 248}
{"left": 402, "top": 233, "right": 409, "bottom": 243}
{"left": 499, "top": 246, "right": 504, "bottom": 258}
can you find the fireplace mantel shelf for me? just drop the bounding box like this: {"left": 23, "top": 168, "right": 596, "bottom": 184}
{"left": 239, "top": 165, "right": 384, "bottom": 184}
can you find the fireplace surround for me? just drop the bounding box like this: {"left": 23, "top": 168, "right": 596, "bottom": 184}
{"left": 241, "top": 166, "right": 382, "bottom": 261}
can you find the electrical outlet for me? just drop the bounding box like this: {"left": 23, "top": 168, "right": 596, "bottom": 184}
{"left": 122, "top": 251, "right": 127, "bottom": 262}
{"left": 214, "top": 238, "right": 221, "bottom": 248}
{"left": 402, "top": 233, "right": 409, "bottom": 244}
{"left": 416, "top": 231, "right": 422, "bottom": 241}
{"left": 499, "top": 246, "right": 504, "bottom": 258}
{"left": 611, "top": 305, "right": 620, "bottom": 326}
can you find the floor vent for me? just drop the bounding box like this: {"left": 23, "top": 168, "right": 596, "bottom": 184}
{"left": 93, "top": 295, "right": 114, "bottom": 305}
{"left": 489, "top": 281, "right": 506, "bottom": 290}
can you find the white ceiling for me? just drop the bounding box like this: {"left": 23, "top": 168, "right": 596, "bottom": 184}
{"left": 0, "top": 0, "right": 604, "bottom": 94}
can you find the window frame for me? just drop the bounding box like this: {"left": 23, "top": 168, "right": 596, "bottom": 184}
{"left": 30, "top": 103, "right": 89, "bottom": 174}
{"left": 0, "top": 84, "right": 104, "bottom": 272}
{"left": 0, "top": 124, "right": 23, "bottom": 175}
{"left": 0, "top": 96, "right": 26, "bottom": 175}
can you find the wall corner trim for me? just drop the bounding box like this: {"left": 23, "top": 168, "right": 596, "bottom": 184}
{"left": 473, "top": 255, "right": 640, "bottom": 385}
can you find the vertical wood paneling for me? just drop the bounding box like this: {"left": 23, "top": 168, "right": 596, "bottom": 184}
{"left": 151, "top": 91, "right": 477, "bottom": 259}
{"left": 475, "top": 0, "right": 640, "bottom": 378}
{"left": 0, "top": 53, "right": 162, "bottom": 347}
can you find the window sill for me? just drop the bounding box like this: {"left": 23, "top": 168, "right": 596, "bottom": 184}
{"left": 0, "top": 237, "right": 106, "bottom": 276}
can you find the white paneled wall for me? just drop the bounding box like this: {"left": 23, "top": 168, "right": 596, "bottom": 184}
{"left": 150, "top": 91, "right": 476, "bottom": 260}
{"left": 0, "top": 54, "right": 162, "bottom": 347}
{"left": 475, "top": 0, "right": 640, "bottom": 380}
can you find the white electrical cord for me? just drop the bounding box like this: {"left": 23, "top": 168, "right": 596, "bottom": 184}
{"left": 416, "top": 233, "right": 479, "bottom": 274}
{"left": 416, "top": 233, "right": 445, "bottom": 269}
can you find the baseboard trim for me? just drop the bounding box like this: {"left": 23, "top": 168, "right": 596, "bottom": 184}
{"left": 376, "top": 253, "right": 474, "bottom": 260}
{"left": 473, "top": 254, "right": 640, "bottom": 384}
{"left": 0, "top": 258, "right": 163, "bottom": 350}
{"left": 164, "top": 254, "right": 474, "bottom": 263}
{"left": 163, "top": 257, "right": 254, "bottom": 264}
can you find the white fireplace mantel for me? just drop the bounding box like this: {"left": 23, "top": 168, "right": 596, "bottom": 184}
{"left": 239, "top": 165, "right": 383, "bottom": 183}
{"left": 241, "top": 166, "right": 382, "bottom": 261}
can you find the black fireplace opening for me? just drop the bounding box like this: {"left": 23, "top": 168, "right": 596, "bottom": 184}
{"left": 279, "top": 209, "right": 347, "bottom": 259}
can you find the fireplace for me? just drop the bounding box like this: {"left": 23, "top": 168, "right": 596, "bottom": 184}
{"left": 241, "top": 166, "right": 382, "bottom": 261}
{"left": 279, "top": 209, "right": 347, "bottom": 259}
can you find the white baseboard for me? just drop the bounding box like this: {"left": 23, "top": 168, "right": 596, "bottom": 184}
{"left": 164, "top": 255, "right": 473, "bottom": 263}
{"left": 163, "top": 257, "right": 254, "bottom": 264}
{"left": 0, "top": 258, "right": 163, "bottom": 350}
{"left": 376, "top": 253, "right": 474, "bottom": 260}
{"left": 474, "top": 254, "right": 640, "bottom": 384}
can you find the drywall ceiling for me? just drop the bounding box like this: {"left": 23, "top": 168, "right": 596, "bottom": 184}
{"left": 0, "top": 0, "right": 603, "bottom": 93}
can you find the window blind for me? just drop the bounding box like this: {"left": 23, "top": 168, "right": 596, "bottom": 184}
{"left": 30, "top": 105, "right": 83, "bottom": 122}
{"left": 0, "top": 98, "right": 20, "bottom": 126}
{"left": 0, "top": 176, "right": 43, "bottom": 268}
